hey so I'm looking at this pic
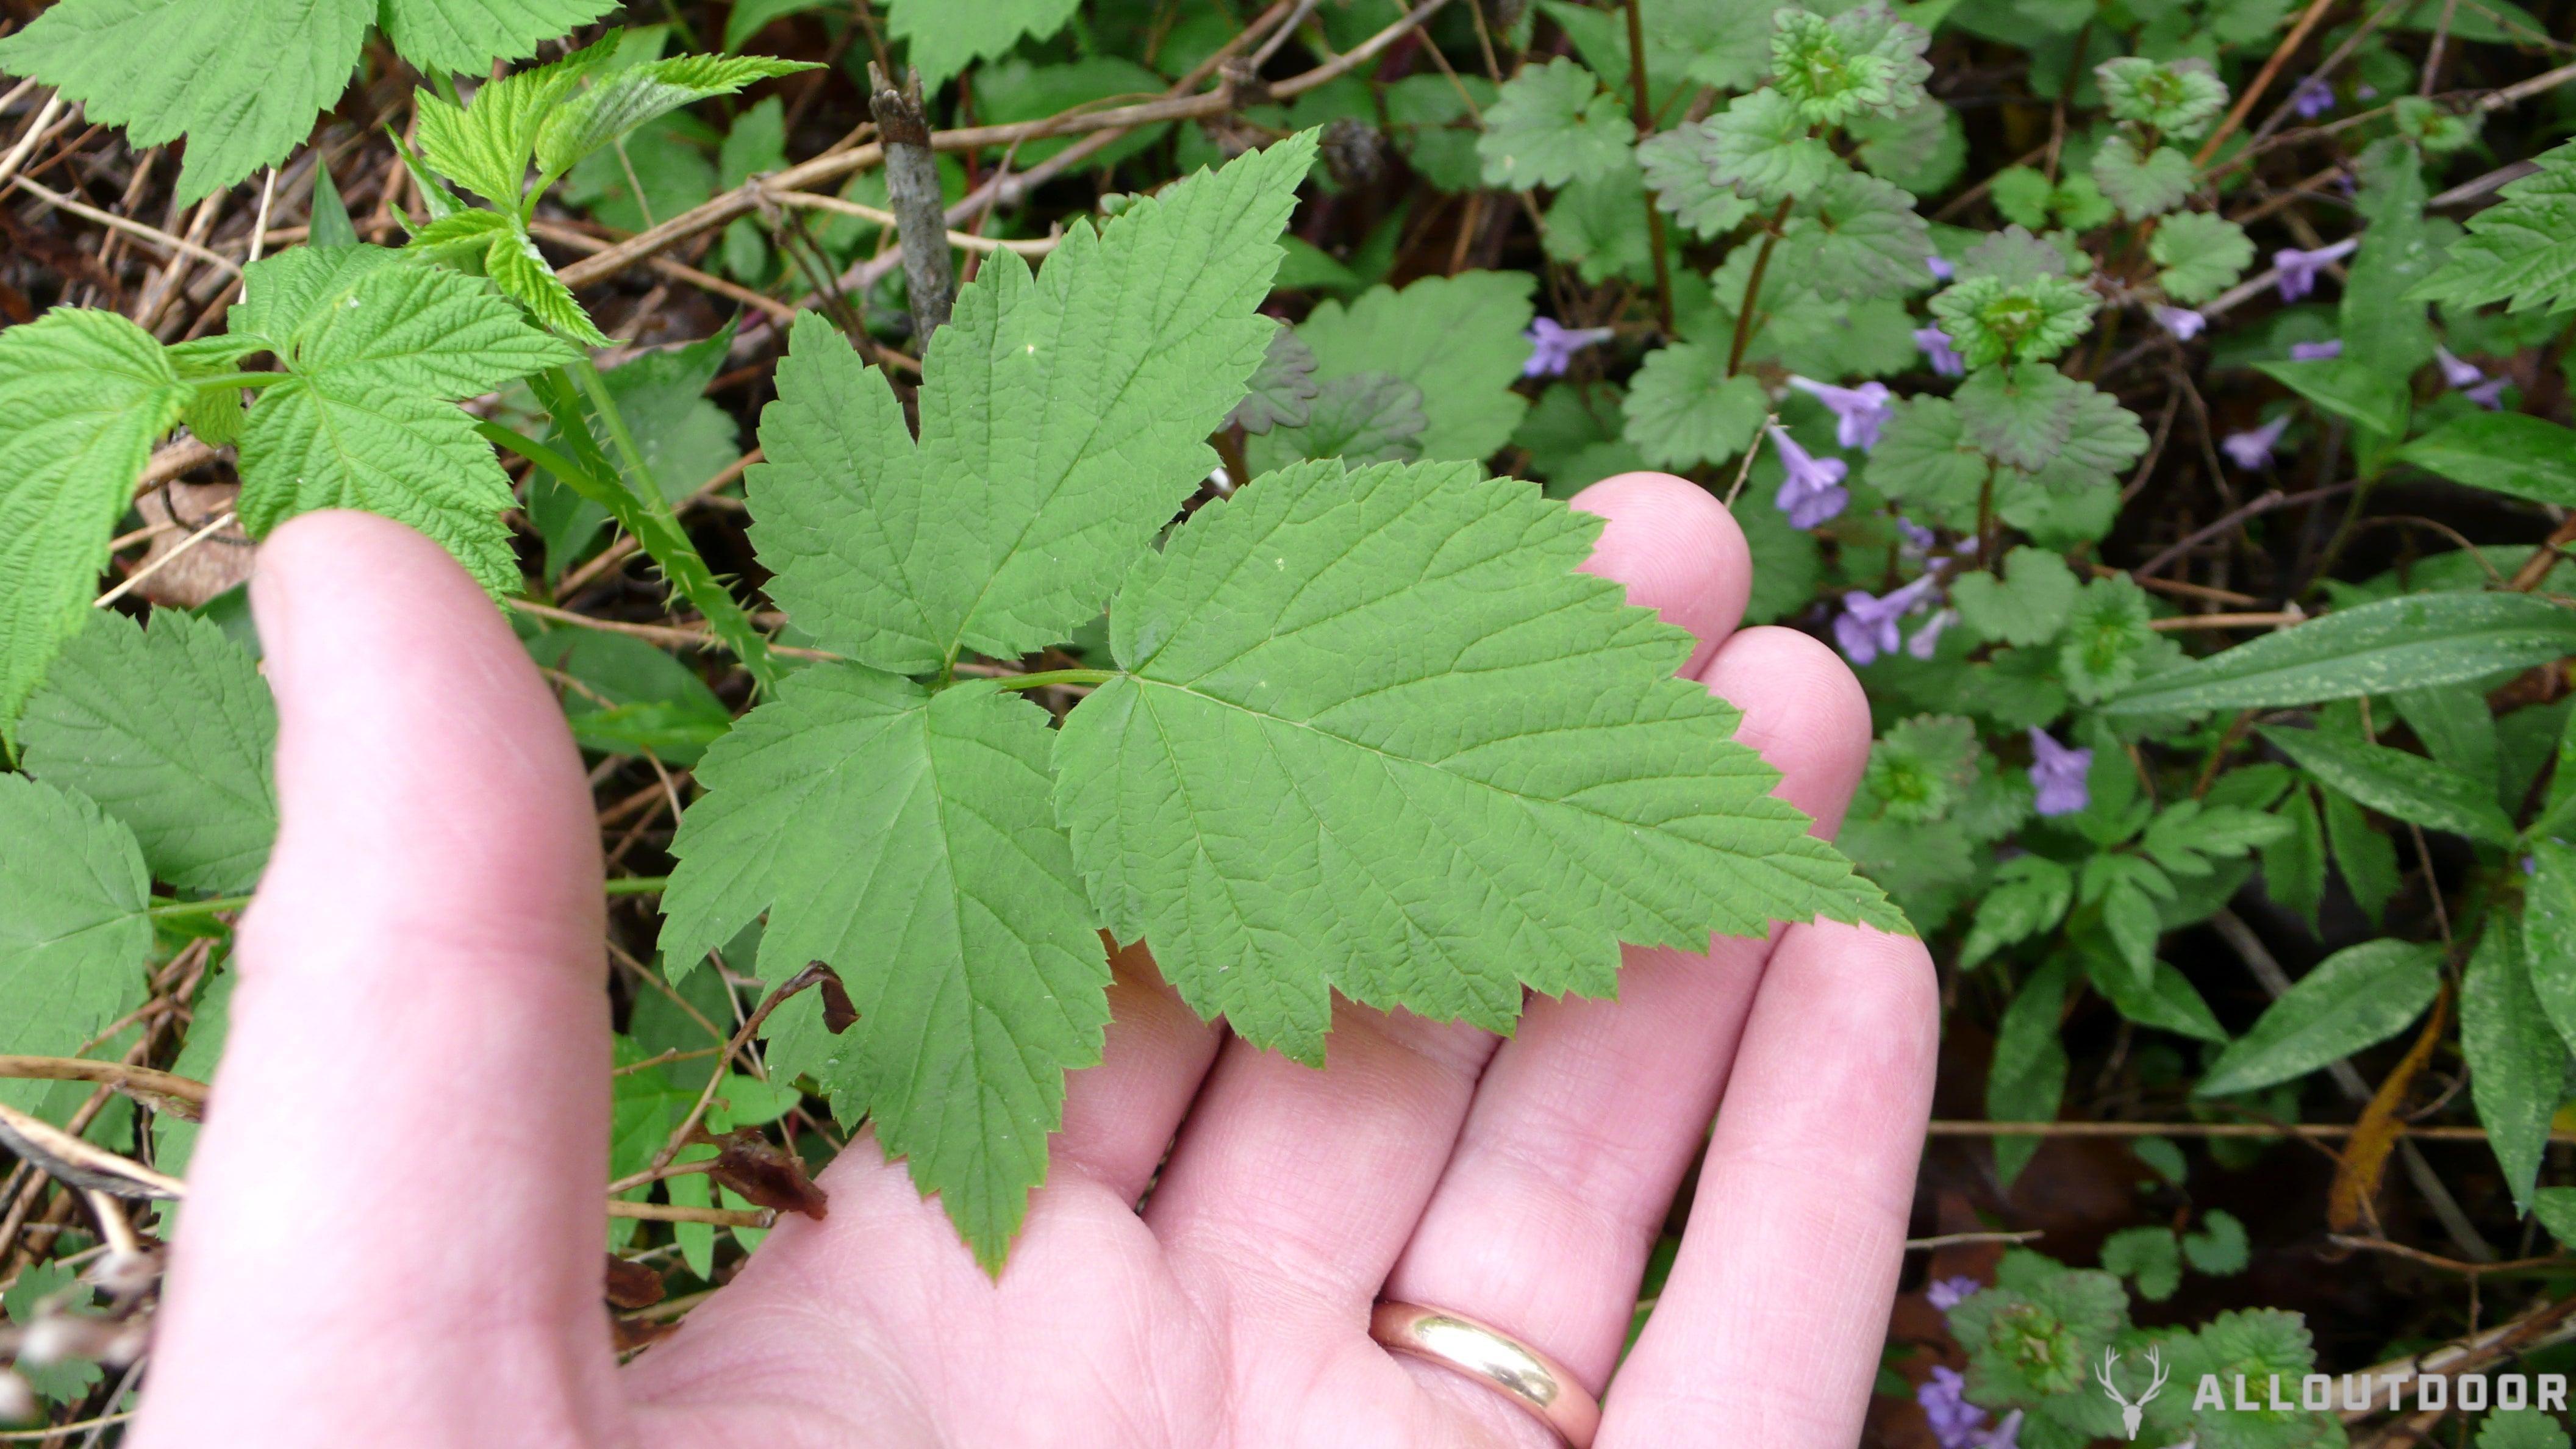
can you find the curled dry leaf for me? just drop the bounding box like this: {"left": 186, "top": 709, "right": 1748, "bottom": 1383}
{"left": 603, "top": 1253, "right": 668, "bottom": 1310}
{"left": 701, "top": 1128, "right": 829, "bottom": 1221}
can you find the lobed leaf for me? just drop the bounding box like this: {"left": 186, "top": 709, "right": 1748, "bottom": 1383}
{"left": 1476, "top": 57, "right": 1636, "bottom": 191}
{"left": 0, "top": 775, "right": 152, "bottom": 1114}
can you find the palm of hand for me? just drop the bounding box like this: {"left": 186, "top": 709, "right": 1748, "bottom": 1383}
{"left": 128, "top": 476, "right": 1934, "bottom": 1449}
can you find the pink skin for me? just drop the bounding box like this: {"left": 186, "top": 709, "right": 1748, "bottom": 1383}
{"left": 132, "top": 479, "right": 1937, "bottom": 1449}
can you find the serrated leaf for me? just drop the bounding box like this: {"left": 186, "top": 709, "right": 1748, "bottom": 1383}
{"left": 1620, "top": 345, "right": 1767, "bottom": 469}
{"left": 535, "top": 54, "right": 815, "bottom": 177}
{"left": 0, "top": 0, "right": 372, "bottom": 204}
{"left": 1928, "top": 274, "right": 2095, "bottom": 369}
{"left": 1955, "top": 362, "right": 2078, "bottom": 471}
{"left": 1244, "top": 373, "right": 1428, "bottom": 471}
{"left": 237, "top": 379, "right": 520, "bottom": 592}
{"left": 2463, "top": 914, "right": 2562, "bottom": 1213}
{"left": 2408, "top": 137, "right": 2576, "bottom": 314}
{"left": 0, "top": 775, "right": 152, "bottom": 1114}
{"left": 1776, "top": 169, "right": 1934, "bottom": 300}
{"left": 1866, "top": 395, "right": 1989, "bottom": 521}
{"left": 2014, "top": 379, "right": 2146, "bottom": 492}
{"left": 2485, "top": 1413, "right": 2575, "bottom": 1449}
{"left": 1297, "top": 270, "right": 1536, "bottom": 462}
{"left": 2322, "top": 784, "right": 2401, "bottom": 928}
{"left": 2196, "top": 939, "right": 2443, "bottom": 1097}
{"left": 754, "top": 137, "right": 1313, "bottom": 674}
{"left": 2141, "top": 800, "right": 2292, "bottom": 876}
{"left": 2396, "top": 413, "right": 2576, "bottom": 507}
{"left": 2095, "top": 57, "right": 2228, "bottom": 138}
{"left": 2091, "top": 135, "right": 2195, "bottom": 220}
{"left": 2100, "top": 1225, "right": 2182, "bottom": 1300}
{"left": 2092, "top": 956, "right": 2228, "bottom": 1043}
{"left": 1698, "top": 89, "right": 1842, "bottom": 206}
{"left": 1544, "top": 167, "right": 1655, "bottom": 285}
{"left": 1638, "top": 127, "right": 1756, "bottom": 238}
{"left": 2263, "top": 784, "right": 2327, "bottom": 932}
{"left": 1959, "top": 854, "right": 2072, "bottom": 966}
{"left": 1848, "top": 98, "right": 1965, "bottom": 196}
{"left": 1054, "top": 459, "right": 1905, "bottom": 1062}
{"left": 884, "top": 0, "right": 1081, "bottom": 89}
{"left": 1227, "top": 326, "right": 1320, "bottom": 435}
{"left": 0, "top": 309, "right": 189, "bottom": 739}
{"left": 417, "top": 50, "right": 604, "bottom": 206}
{"left": 381, "top": 0, "right": 620, "bottom": 75}
{"left": 483, "top": 217, "right": 615, "bottom": 346}
{"left": 1476, "top": 56, "right": 1636, "bottom": 190}
{"left": 2152, "top": 211, "right": 2253, "bottom": 305}
{"left": 1952, "top": 545, "right": 2078, "bottom": 646}
{"left": 240, "top": 245, "right": 581, "bottom": 396}
{"left": 19, "top": 610, "right": 276, "bottom": 895}
{"left": 660, "top": 667, "right": 1107, "bottom": 1268}
{"left": 2259, "top": 725, "right": 2514, "bottom": 844}
{"left": 2107, "top": 592, "right": 2576, "bottom": 714}
{"left": 1770, "top": 2, "right": 1933, "bottom": 125}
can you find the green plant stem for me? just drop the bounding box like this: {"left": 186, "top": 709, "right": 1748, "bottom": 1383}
{"left": 148, "top": 876, "right": 670, "bottom": 921}
{"left": 1726, "top": 198, "right": 1795, "bottom": 377}
{"left": 990, "top": 668, "right": 1119, "bottom": 691}
{"left": 607, "top": 876, "right": 671, "bottom": 895}
{"left": 520, "top": 365, "right": 781, "bottom": 693}
{"left": 180, "top": 371, "right": 292, "bottom": 392}
{"left": 1622, "top": 0, "right": 1676, "bottom": 335}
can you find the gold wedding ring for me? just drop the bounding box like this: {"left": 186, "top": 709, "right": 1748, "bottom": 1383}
{"left": 1370, "top": 1300, "right": 1602, "bottom": 1448}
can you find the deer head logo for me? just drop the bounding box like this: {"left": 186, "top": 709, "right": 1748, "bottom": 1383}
{"left": 2094, "top": 1346, "right": 2169, "bottom": 1439}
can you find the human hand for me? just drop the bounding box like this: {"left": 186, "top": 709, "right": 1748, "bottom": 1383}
{"left": 129, "top": 473, "right": 1935, "bottom": 1448}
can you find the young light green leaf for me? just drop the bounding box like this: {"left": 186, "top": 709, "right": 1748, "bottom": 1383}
{"left": 2151, "top": 211, "right": 2253, "bottom": 304}
{"left": 1986, "top": 959, "right": 2069, "bottom": 1185}
{"left": 0, "top": 0, "right": 373, "bottom": 204}
{"left": 1244, "top": 373, "right": 1428, "bottom": 471}
{"left": 2259, "top": 725, "right": 2514, "bottom": 844}
{"left": 238, "top": 380, "right": 520, "bottom": 592}
{"left": 308, "top": 161, "right": 360, "bottom": 249}
{"left": 1476, "top": 56, "right": 1636, "bottom": 190}
{"left": 752, "top": 136, "right": 1314, "bottom": 674}
{"left": 2463, "top": 914, "right": 2563, "bottom": 1213}
{"left": 660, "top": 668, "right": 1107, "bottom": 1269}
{"left": 2091, "top": 135, "right": 2195, "bottom": 220}
{"left": 883, "top": 0, "right": 1081, "bottom": 90}
{"left": 18, "top": 610, "right": 276, "bottom": 896}
{"left": 240, "top": 246, "right": 582, "bottom": 396}
{"left": 415, "top": 51, "right": 603, "bottom": 206}
{"left": 1865, "top": 716, "right": 1979, "bottom": 824}
{"left": 2059, "top": 576, "right": 2155, "bottom": 704}
{"left": 534, "top": 54, "right": 817, "bottom": 179}
{"left": 2195, "top": 939, "right": 2443, "bottom": 1097}
{"left": 0, "top": 309, "right": 190, "bottom": 738}
{"left": 1620, "top": 345, "right": 1767, "bottom": 469}
{"left": 1297, "top": 270, "right": 1536, "bottom": 463}
{"left": 2106, "top": 592, "right": 2576, "bottom": 714}
{"left": 1929, "top": 276, "right": 2096, "bottom": 369}
{"left": 2396, "top": 413, "right": 2576, "bottom": 508}
{"left": 1697, "top": 89, "right": 1842, "bottom": 205}
{"left": 1054, "top": 459, "right": 1906, "bottom": 1064}
{"left": 0, "top": 775, "right": 152, "bottom": 1113}
{"left": 1959, "top": 854, "right": 2073, "bottom": 966}
{"left": 2408, "top": 136, "right": 2576, "bottom": 313}
{"left": 1952, "top": 546, "right": 2078, "bottom": 646}
{"left": 2095, "top": 57, "right": 2228, "bottom": 138}
{"left": 1769, "top": 2, "right": 1933, "bottom": 125}
{"left": 381, "top": 0, "right": 620, "bottom": 76}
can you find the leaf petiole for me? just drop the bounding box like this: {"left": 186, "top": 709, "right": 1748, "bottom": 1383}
{"left": 989, "top": 669, "right": 1119, "bottom": 691}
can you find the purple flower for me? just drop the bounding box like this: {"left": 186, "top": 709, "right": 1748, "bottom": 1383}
{"left": 2357, "top": 83, "right": 2379, "bottom": 99}
{"left": 2222, "top": 413, "right": 2292, "bottom": 470}
{"left": 1522, "top": 317, "right": 1617, "bottom": 377}
{"left": 2152, "top": 305, "right": 2205, "bottom": 341}
{"left": 1834, "top": 575, "right": 1940, "bottom": 665}
{"left": 1897, "top": 516, "right": 1939, "bottom": 560}
{"left": 1919, "top": 1367, "right": 1988, "bottom": 1449}
{"left": 2288, "top": 338, "right": 2342, "bottom": 361}
{"left": 1908, "top": 607, "right": 1958, "bottom": 660}
{"left": 1928, "top": 254, "right": 1955, "bottom": 281}
{"left": 1770, "top": 426, "right": 1852, "bottom": 529}
{"left": 1916, "top": 325, "right": 1967, "bottom": 377}
{"left": 1925, "top": 1276, "right": 1983, "bottom": 1311}
{"left": 1789, "top": 375, "right": 1898, "bottom": 450}
{"left": 1982, "top": 1409, "right": 2027, "bottom": 1449}
{"left": 2436, "top": 345, "right": 2485, "bottom": 390}
{"left": 2028, "top": 728, "right": 2092, "bottom": 816}
{"left": 2274, "top": 237, "right": 2359, "bottom": 302}
{"left": 2467, "top": 376, "right": 2510, "bottom": 408}
{"left": 2289, "top": 74, "right": 2336, "bottom": 118}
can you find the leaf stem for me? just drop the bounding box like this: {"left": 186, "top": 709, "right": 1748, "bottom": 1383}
{"left": 1726, "top": 198, "right": 1794, "bottom": 377}
{"left": 146, "top": 875, "right": 670, "bottom": 920}
{"left": 989, "top": 668, "right": 1119, "bottom": 691}
{"left": 1622, "top": 0, "right": 1676, "bottom": 335}
{"left": 181, "top": 371, "right": 291, "bottom": 392}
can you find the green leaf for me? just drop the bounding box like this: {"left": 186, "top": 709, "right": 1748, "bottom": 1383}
{"left": 523, "top": 628, "right": 731, "bottom": 764}
{"left": 1620, "top": 345, "right": 1768, "bottom": 469}
{"left": 1959, "top": 854, "right": 2072, "bottom": 967}
{"left": 2152, "top": 211, "right": 2253, "bottom": 305}
{"left": 660, "top": 668, "right": 1106, "bottom": 1269}
{"left": 1769, "top": 3, "right": 1933, "bottom": 125}
{"left": 2397, "top": 413, "right": 2576, "bottom": 508}
{"left": 1952, "top": 546, "right": 2078, "bottom": 646}
{"left": 0, "top": 775, "right": 152, "bottom": 1114}
{"left": 2091, "top": 956, "right": 2229, "bottom": 1043}
{"left": 1776, "top": 169, "right": 1935, "bottom": 301}
{"left": 2522, "top": 840, "right": 2576, "bottom": 1054}
{"left": 1543, "top": 167, "right": 1655, "bottom": 285}
{"left": 2410, "top": 137, "right": 2576, "bottom": 313}
{"left": 2195, "top": 939, "right": 2443, "bottom": 1097}
{"left": 1297, "top": 270, "right": 1536, "bottom": 463}
{"left": 18, "top": 610, "right": 276, "bottom": 895}
{"left": 1985, "top": 959, "right": 2069, "bottom": 1186}
{"left": 238, "top": 379, "right": 521, "bottom": 593}
{"left": 531, "top": 329, "right": 739, "bottom": 573}
{"left": 883, "top": 0, "right": 1081, "bottom": 90}
{"left": 1697, "top": 88, "right": 1842, "bottom": 206}
{"left": 1227, "top": 326, "right": 1319, "bottom": 435}
{"left": 751, "top": 137, "right": 1314, "bottom": 673}
{"left": 1847, "top": 98, "right": 1965, "bottom": 196}
{"left": 2250, "top": 357, "right": 2407, "bottom": 438}
{"left": 2483, "top": 1414, "right": 2574, "bottom": 1449}
{"left": 2540, "top": 1187, "right": 2576, "bottom": 1245}
{"left": 2257, "top": 726, "right": 2516, "bottom": 844}
{"left": 2100, "top": 1225, "right": 2181, "bottom": 1300}
{"left": 2322, "top": 784, "right": 2401, "bottom": 928}
{"left": 2390, "top": 682, "right": 2497, "bottom": 793}
{"left": 0, "top": 0, "right": 372, "bottom": 204}
{"left": 1989, "top": 166, "right": 2056, "bottom": 231}
{"left": 724, "top": 0, "right": 836, "bottom": 49}
{"left": 309, "top": 161, "right": 360, "bottom": 249}
{"left": 151, "top": 967, "right": 231, "bottom": 1179}
{"left": 1476, "top": 56, "right": 1636, "bottom": 190}
{"left": 240, "top": 246, "right": 582, "bottom": 396}
{"left": 2095, "top": 57, "right": 2228, "bottom": 138}
{"left": 2180, "top": 1208, "right": 2250, "bottom": 1274}
{"left": 535, "top": 54, "right": 816, "bottom": 178}
{"left": 1952, "top": 1251, "right": 2129, "bottom": 1404}
{"left": 1866, "top": 395, "right": 1989, "bottom": 521}
{"left": 2106, "top": 592, "right": 2576, "bottom": 715}
{"left": 1929, "top": 277, "right": 2096, "bottom": 369}
{"left": 2261, "top": 783, "right": 2327, "bottom": 931}
{"left": 381, "top": 0, "right": 620, "bottom": 76}
{"left": 2059, "top": 574, "right": 2156, "bottom": 704}
{"left": 2088, "top": 855, "right": 2167, "bottom": 991}
{"left": 1243, "top": 373, "right": 1428, "bottom": 471}
{"left": 2463, "top": 914, "right": 2563, "bottom": 1213}
{"left": 1054, "top": 459, "right": 1904, "bottom": 1062}
{"left": 1866, "top": 715, "right": 1979, "bottom": 823}
{"left": 1955, "top": 362, "right": 2080, "bottom": 471}
{"left": 416, "top": 49, "right": 604, "bottom": 206}
{"left": 0, "top": 309, "right": 190, "bottom": 739}
{"left": 1638, "top": 127, "right": 1757, "bottom": 238}
{"left": 2141, "top": 799, "right": 2293, "bottom": 877}
{"left": 2091, "top": 135, "right": 2195, "bottom": 220}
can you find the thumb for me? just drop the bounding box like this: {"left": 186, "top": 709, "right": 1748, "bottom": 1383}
{"left": 134, "top": 512, "right": 621, "bottom": 1447}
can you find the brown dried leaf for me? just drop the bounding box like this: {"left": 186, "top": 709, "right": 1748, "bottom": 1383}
{"left": 2327, "top": 982, "right": 2450, "bottom": 1233}
{"left": 610, "top": 1313, "right": 678, "bottom": 1354}
{"left": 704, "top": 1129, "right": 828, "bottom": 1221}
{"left": 603, "top": 1254, "right": 667, "bottom": 1310}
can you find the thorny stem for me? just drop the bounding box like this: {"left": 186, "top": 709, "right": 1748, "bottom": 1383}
{"left": 1726, "top": 198, "right": 1795, "bottom": 377}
